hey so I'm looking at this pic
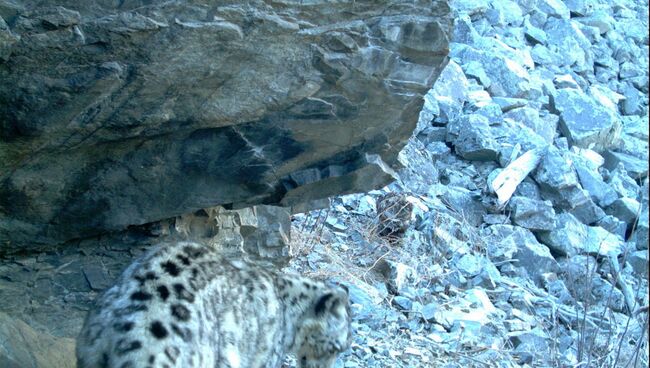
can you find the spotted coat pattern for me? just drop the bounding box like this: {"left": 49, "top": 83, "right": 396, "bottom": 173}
{"left": 76, "top": 241, "right": 351, "bottom": 368}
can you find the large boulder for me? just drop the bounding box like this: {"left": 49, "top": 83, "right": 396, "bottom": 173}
{"left": 0, "top": 1, "right": 453, "bottom": 249}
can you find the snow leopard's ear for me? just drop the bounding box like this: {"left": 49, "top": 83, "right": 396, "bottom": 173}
{"left": 314, "top": 287, "right": 348, "bottom": 318}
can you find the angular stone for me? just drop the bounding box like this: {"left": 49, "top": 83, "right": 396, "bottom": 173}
{"left": 544, "top": 18, "right": 592, "bottom": 72}
{"left": 524, "top": 18, "right": 547, "bottom": 45}
{"left": 486, "top": 0, "right": 524, "bottom": 27}
{"left": 435, "top": 186, "right": 487, "bottom": 227}
{"left": 564, "top": 0, "right": 593, "bottom": 16}
{"left": 620, "top": 84, "right": 645, "bottom": 116}
{"left": 377, "top": 259, "right": 417, "bottom": 296}
{"left": 452, "top": 14, "right": 481, "bottom": 45}
{"left": 507, "top": 196, "right": 556, "bottom": 231}
{"left": 538, "top": 213, "right": 624, "bottom": 257}
{"left": 81, "top": 263, "right": 111, "bottom": 291}
{"left": 483, "top": 214, "right": 510, "bottom": 225}
{"left": 481, "top": 225, "right": 558, "bottom": 284}
{"left": 454, "top": 253, "right": 483, "bottom": 277}
{"left": 590, "top": 277, "right": 626, "bottom": 312}
{"left": 627, "top": 250, "right": 649, "bottom": 277}
{"left": 535, "top": 147, "right": 580, "bottom": 192}
{"left": 541, "top": 272, "right": 574, "bottom": 304}
{"left": 470, "top": 258, "right": 502, "bottom": 289}
{"left": 578, "top": 10, "right": 615, "bottom": 35}
{"left": 0, "top": 17, "right": 19, "bottom": 62}
{"left": 421, "top": 303, "right": 437, "bottom": 321}
{"left": 471, "top": 102, "right": 502, "bottom": 124}
{"left": 392, "top": 295, "right": 413, "bottom": 310}
{"left": 558, "top": 255, "right": 624, "bottom": 311}
{"left": 173, "top": 205, "right": 291, "bottom": 263}
{"left": 563, "top": 187, "right": 606, "bottom": 225}
{"left": 0, "top": 312, "right": 76, "bottom": 368}
{"left": 608, "top": 163, "right": 641, "bottom": 198}
{"left": 603, "top": 150, "right": 649, "bottom": 180}
{"left": 536, "top": 0, "right": 570, "bottom": 19}
{"left": 531, "top": 44, "right": 560, "bottom": 65}
{"left": 551, "top": 89, "right": 621, "bottom": 151}
{"left": 505, "top": 107, "right": 556, "bottom": 144}
{"left": 0, "top": 1, "right": 453, "bottom": 248}
{"left": 572, "top": 155, "right": 618, "bottom": 207}
{"left": 589, "top": 85, "right": 625, "bottom": 114}
{"left": 339, "top": 280, "right": 384, "bottom": 322}
{"left": 463, "top": 61, "right": 492, "bottom": 87}
{"left": 595, "top": 215, "right": 627, "bottom": 240}
{"left": 554, "top": 74, "right": 580, "bottom": 89}
{"left": 495, "top": 118, "right": 548, "bottom": 153}
{"left": 485, "top": 55, "right": 532, "bottom": 98}
{"left": 447, "top": 115, "right": 499, "bottom": 161}
{"left": 633, "top": 203, "right": 648, "bottom": 250}
{"left": 606, "top": 198, "right": 641, "bottom": 225}
{"left": 431, "top": 60, "right": 469, "bottom": 107}
{"left": 509, "top": 328, "right": 552, "bottom": 363}
{"left": 492, "top": 97, "right": 528, "bottom": 112}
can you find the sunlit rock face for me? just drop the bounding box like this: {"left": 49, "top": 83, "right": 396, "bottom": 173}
{"left": 0, "top": 0, "right": 452, "bottom": 248}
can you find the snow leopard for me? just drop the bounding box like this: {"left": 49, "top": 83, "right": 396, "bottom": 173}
{"left": 76, "top": 241, "right": 352, "bottom": 368}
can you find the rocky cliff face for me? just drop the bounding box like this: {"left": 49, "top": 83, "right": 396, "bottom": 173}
{"left": 0, "top": 0, "right": 452, "bottom": 249}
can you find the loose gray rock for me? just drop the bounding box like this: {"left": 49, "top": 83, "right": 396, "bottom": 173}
{"left": 538, "top": 213, "right": 624, "bottom": 257}
{"left": 420, "top": 303, "right": 437, "bottom": 322}
{"left": 533, "top": 147, "right": 607, "bottom": 224}
{"left": 492, "top": 97, "right": 528, "bottom": 112}
{"left": 595, "top": 215, "right": 627, "bottom": 240}
{"left": 620, "top": 83, "right": 646, "bottom": 116}
{"left": 602, "top": 150, "right": 649, "bottom": 179}
{"left": 534, "top": 146, "right": 580, "bottom": 197}
{"left": 632, "top": 203, "right": 648, "bottom": 250}
{"left": 573, "top": 156, "right": 618, "bottom": 207}
{"left": 563, "top": 187, "right": 607, "bottom": 225}
{"left": 508, "top": 196, "right": 556, "bottom": 231}
{"left": 0, "top": 312, "right": 76, "bottom": 368}
{"left": 447, "top": 115, "right": 499, "bottom": 161}
{"left": 626, "top": 250, "right": 649, "bottom": 277}
{"left": 608, "top": 164, "right": 642, "bottom": 198}
{"left": 482, "top": 225, "right": 558, "bottom": 284}
{"left": 509, "top": 328, "right": 552, "bottom": 365}
{"left": 0, "top": 16, "right": 19, "bottom": 62}
{"left": 454, "top": 253, "right": 484, "bottom": 278}
{"left": 551, "top": 88, "right": 621, "bottom": 151}
{"left": 557, "top": 255, "right": 625, "bottom": 312}
{"left": 524, "top": 18, "right": 548, "bottom": 45}
{"left": 536, "top": 0, "right": 570, "bottom": 19}
{"left": 392, "top": 296, "right": 413, "bottom": 311}
{"left": 377, "top": 259, "right": 417, "bottom": 296}
{"left": 544, "top": 17, "right": 592, "bottom": 72}
{"left": 541, "top": 273, "right": 574, "bottom": 304}
{"left": 434, "top": 185, "right": 487, "bottom": 227}
{"left": 605, "top": 198, "right": 641, "bottom": 225}
{"left": 486, "top": 0, "right": 524, "bottom": 27}
{"left": 503, "top": 107, "right": 555, "bottom": 143}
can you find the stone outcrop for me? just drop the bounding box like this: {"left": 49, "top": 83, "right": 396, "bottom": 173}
{"left": 0, "top": 312, "right": 76, "bottom": 368}
{"left": 0, "top": 0, "right": 452, "bottom": 249}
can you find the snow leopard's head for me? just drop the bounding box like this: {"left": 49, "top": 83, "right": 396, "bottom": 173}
{"left": 294, "top": 284, "right": 352, "bottom": 368}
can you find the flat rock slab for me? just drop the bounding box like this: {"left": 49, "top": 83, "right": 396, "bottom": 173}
{"left": 551, "top": 89, "right": 621, "bottom": 151}
{"left": 0, "top": 1, "right": 453, "bottom": 249}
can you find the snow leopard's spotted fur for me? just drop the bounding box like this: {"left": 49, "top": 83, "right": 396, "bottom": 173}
{"left": 76, "top": 241, "right": 351, "bottom": 368}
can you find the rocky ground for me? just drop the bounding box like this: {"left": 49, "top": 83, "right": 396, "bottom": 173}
{"left": 286, "top": 0, "right": 649, "bottom": 367}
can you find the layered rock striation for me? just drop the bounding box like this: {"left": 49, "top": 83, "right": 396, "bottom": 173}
{"left": 0, "top": 0, "right": 452, "bottom": 249}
